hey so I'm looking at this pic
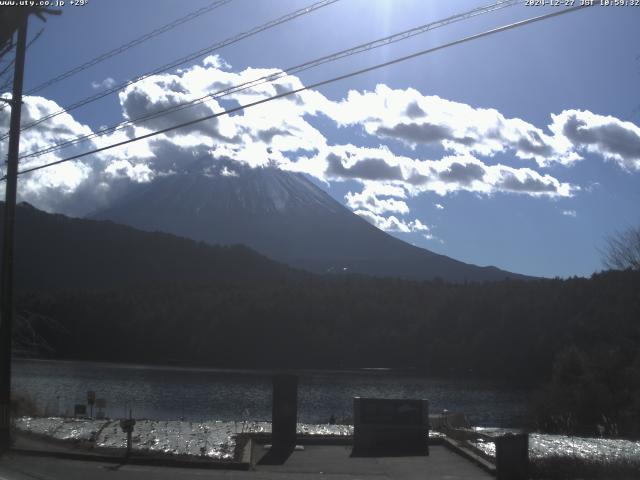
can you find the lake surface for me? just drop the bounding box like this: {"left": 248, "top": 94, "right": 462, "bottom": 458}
{"left": 12, "top": 359, "right": 529, "bottom": 426}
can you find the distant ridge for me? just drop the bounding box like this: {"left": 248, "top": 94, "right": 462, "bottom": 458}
{"left": 1, "top": 201, "right": 300, "bottom": 291}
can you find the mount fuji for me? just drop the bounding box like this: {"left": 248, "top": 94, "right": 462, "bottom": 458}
{"left": 90, "top": 160, "right": 528, "bottom": 282}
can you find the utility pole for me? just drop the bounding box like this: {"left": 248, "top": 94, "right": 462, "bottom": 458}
{"left": 0, "top": 15, "right": 28, "bottom": 453}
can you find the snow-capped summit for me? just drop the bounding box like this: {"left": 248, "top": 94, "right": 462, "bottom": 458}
{"left": 90, "top": 160, "right": 527, "bottom": 282}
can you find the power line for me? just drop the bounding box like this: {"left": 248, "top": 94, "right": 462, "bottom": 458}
{"left": 3, "top": 3, "right": 591, "bottom": 181}
{"left": 17, "top": 0, "right": 519, "bottom": 161}
{"left": 7, "top": 28, "right": 43, "bottom": 76}
{"left": 18, "top": 0, "right": 517, "bottom": 160}
{"left": 24, "top": 0, "right": 233, "bottom": 95}
{"left": 0, "top": 45, "right": 16, "bottom": 91}
{"left": 0, "top": 28, "right": 44, "bottom": 92}
{"left": 0, "top": 0, "right": 341, "bottom": 142}
{"left": 0, "top": 75, "right": 13, "bottom": 94}
{"left": 0, "top": 41, "right": 14, "bottom": 63}
{"left": 0, "top": 59, "right": 15, "bottom": 87}
{"left": 0, "top": 31, "right": 42, "bottom": 163}
{"left": 0, "top": 1, "right": 229, "bottom": 119}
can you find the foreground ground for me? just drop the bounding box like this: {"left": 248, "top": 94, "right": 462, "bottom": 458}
{"left": 0, "top": 445, "right": 492, "bottom": 480}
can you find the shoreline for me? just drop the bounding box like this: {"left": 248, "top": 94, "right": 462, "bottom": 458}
{"left": 12, "top": 357, "right": 533, "bottom": 385}
{"left": 11, "top": 415, "right": 640, "bottom": 478}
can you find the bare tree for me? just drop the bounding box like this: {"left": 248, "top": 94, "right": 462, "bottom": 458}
{"left": 602, "top": 226, "right": 640, "bottom": 271}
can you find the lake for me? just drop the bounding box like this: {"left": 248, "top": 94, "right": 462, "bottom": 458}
{"left": 12, "top": 358, "right": 529, "bottom": 426}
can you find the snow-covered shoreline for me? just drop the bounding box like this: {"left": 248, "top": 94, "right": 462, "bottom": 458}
{"left": 14, "top": 416, "right": 640, "bottom": 466}
{"left": 471, "top": 427, "right": 640, "bottom": 466}
{"left": 14, "top": 417, "right": 353, "bottom": 460}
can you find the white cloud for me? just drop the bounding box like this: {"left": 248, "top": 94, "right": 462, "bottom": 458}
{"left": 321, "top": 84, "right": 640, "bottom": 170}
{"left": 434, "top": 203, "right": 444, "bottom": 210}
{"left": 355, "top": 210, "right": 429, "bottom": 234}
{"left": 320, "top": 145, "right": 573, "bottom": 197}
{"left": 91, "top": 77, "right": 116, "bottom": 90}
{"left": 202, "top": 54, "right": 231, "bottom": 70}
{"left": 0, "top": 94, "right": 159, "bottom": 215}
{"left": 423, "top": 232, "right": 444, "bottom": 244}
{"left": 104, "top": 159, "right": 154, "bottom": 183}
{"left": 409, "top": 219, "right": 430, "bottom": 232}
{"left": 220, "top": 166, "right": 238, "bottom": 177}
{"left": 355, "top": 210, "right": 409, "bottom": 232}
{"left": 549, "top": 110, "right": 640, "bottom": 171}
{"left": 323, "top": 85, "right": 574, "bottom": 166}
{"left": 562, "top": 209, "right": 577, "bottom": 217}
{"left": 0, "top": 95, "right": 94, "bottom": 194}
{"left": 345, "top": 186, "right": 408, "bottom": 215}
{"left": 3, "top": 55, "right": 635, "bottom": 219}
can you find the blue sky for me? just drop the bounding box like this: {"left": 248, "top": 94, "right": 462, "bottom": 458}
{"left": 1, "top": 0, "right": 639, "bottom": 278}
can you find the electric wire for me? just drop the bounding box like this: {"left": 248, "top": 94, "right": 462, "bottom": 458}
{"left": 1, "top": 4, "right": 591, "bottom": 181}
{"left": 0, "top": 1, "right": 230, "bottom": 117}
{"left": 0, "top": 76, "right": 13, "bottom": 94}
{"left": 0, "top": 29, "right": 44, "bottom": 92}
{"left": 25, "top": 0, "right": 233, "bottom": 95}
{"left": 0, "top": 59, "right": 15, "bottom": 86}
{"left": 0, "top": 41, "right": 14, "bottom": 63}
{"left": 17, "top": 0, "right": 520, "bottom": 161}
{"left": 0, "top": 0, "right": 341, "bottom": 142}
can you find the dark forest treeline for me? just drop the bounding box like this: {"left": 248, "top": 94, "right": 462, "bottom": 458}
{"left": 4, "top": 202, "right": 640, "bottom": 435}
{"left": 16, "top": 271, "right": 640, "bottom": 376}
{"left": 15, "top": 270, "right": 640, "bottom": 436}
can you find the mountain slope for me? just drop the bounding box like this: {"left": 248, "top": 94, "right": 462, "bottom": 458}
{"left": 90, "top": 162, "right": 528, "bottom": 282}
{"left": 1, "top": 202, "right": 299, "bottom": 291}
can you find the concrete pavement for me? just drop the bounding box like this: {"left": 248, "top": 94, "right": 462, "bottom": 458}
{"left": 0, "top": 445, "right": 493, "bottom": 480}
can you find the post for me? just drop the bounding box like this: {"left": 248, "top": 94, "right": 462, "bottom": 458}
{"left": 495, "top": 433, "right": 529, "bottom": 480}
{"left": 119, "top": 410, "right": 136, "bottom": 459}
{"left": 126, "top": 429, "right": 132, "bottom": 457}
{"left": 87, "top": 390, "right": 95, "bottom": 418}
{"left": 271, "top": 374, "right": 297, "bottom": 450}
{"left": 0, "top": 15, "right": 28, "bottom": 453}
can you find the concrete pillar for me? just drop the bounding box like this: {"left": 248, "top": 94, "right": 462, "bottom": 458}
{"left": 495, "top": 433, "right": 529, "bottom": 480}
{"left": 272, "top": 374, "right": 297, "bottom": 449}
